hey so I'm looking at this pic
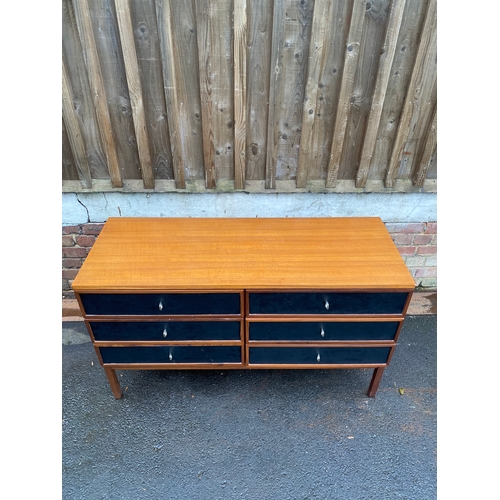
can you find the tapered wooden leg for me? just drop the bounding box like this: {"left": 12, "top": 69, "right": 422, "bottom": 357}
{"left": 367, "top": 367, "right": 385, "bottom": 398}
{"left": 104, "top": 368, "right": 123, "bottom": 399}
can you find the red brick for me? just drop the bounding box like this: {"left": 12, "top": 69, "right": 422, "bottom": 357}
{"left": 397, "top": 246, "right": 417, "bottom": 256}
{"left": 424, "top": 222, "right": 437, "bottom": 234}
{"left": 82, "top": 223, "right": 104, "bottom": 235}
{"left": 417, "top": 245, "right": 437, "bottom": 255}
{"left": 393, "top": 234, "right": 414, "bottom": 245}
{"left": 414, "top": 267, "right": 437, "bottom": 278}
{"left": 63, "top": 247, "right": 87, "bottom": 258}
{"left": 62, "top": 225, "right": 81, "bottom": 235}
{"left": 386, "top": 223, "right": 426, "bottom": 234}
{"left": 76, "top": 235, "right": 96, "bottom": 247}
{"left": 412, "top": 234, "right": 433, "bottom": 245}
{"left": 62, "top": 269, "right": 78, "bottom": 280}
{"left": 62, "top": 235, "right": 75, "bottom": 247}
{"left": 62, "top": 258, "right": 82, "bottom": 269}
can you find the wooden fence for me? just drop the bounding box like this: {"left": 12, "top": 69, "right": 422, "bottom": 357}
{"left": 62, "top": 0, "right": 437, "bottom": 193}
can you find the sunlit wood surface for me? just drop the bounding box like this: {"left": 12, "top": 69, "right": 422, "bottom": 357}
{"left": 72, "top": 217, "right": 415, "bottom": 292}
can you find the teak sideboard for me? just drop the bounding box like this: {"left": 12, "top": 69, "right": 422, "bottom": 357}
{"left": 72, "top": 217, "right": 415, "bottom": 399}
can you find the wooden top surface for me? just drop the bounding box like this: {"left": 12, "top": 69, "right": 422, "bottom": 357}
{"left": 72, "top": 217, "right": 415, "bottom": 292}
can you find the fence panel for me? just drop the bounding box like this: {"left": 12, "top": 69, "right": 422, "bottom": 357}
{"left": 62, "top": 0, "right": 437, "bottom": 193}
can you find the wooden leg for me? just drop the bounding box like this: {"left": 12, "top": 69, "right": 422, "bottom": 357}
{"left": 367, "top": 367, "right": 385, "bottom": 398}
{"left": 104, "top": 368, "right": 123, "bottom": 399}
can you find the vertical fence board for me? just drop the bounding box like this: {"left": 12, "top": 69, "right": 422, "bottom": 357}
{"left": 62, "top": 0, "right": 109, "bottom": 180}
{"left": 62, "top": 60, "right": 93, "bottom": 188}
{"left": 246, "top": 0, "right": 273, "bottom": 181}
{"left": 297, "top": 0, "right": 333, "bottom": 187}
{"left": 326, "top": 0, "right": 366, "bottom": 187}
{"left": 356, "top": 0, "right": 406, "bottom": 187}
{"left": 369, "top": 0, "right": 429, "bottom": 182}
{"left": 265, "top": 0, "right": 286, "bottom": 189}
{"left": 168, "top": 0, "right": 205, "bottom": 181}
{"left": 196, "top": 0, "right": 216, "bottom": 188}
{"left": 396, "top": 2, "right": 436, "bottom": 182}
{"left": 234, "top": 0, "right": 247, "bottom": 189}
{"left": 129, "top": 0, "right": 173, "bottom": 180}
{"left": 62, "top": 118, "right": 80, "bottom": 181}
{"left": 300, "top": 0, "right": 353, "bottom": 182}
{"left": 412, "top": 104, "right": 436, "bottom": 187}
{"left": 195, "top": 0, "right": 234, "bottom": 187}
{"left": 400, "top": 76, "right": 436, "bottom": 181}
{"left": 115, "top": 0, "right": 154, "bottom": 189}
{"left": 156, "top": 0, "right": 204, "bottom": 187}
{"left": 385, "top": 0, "right": 436, "bottom": 187}
{"left": 88, "top": 0, "right": 141, "bottom": 181}
{"left": 427, "top": 150, "right": 437, "bottom": 179}
{"left": 274, "top": 0, "right": 314, "bottom": 182}
{"left": 399, "top": 58, "right": 436, "bottom": 182}
{"left": 156, "top": 0, "right": 185, "bottom": 187}
{"left": 73, "top": 0, "right": 123, "bottom": 187}
{"left": 339, "top": 0, "right": 391, "bottom": 181}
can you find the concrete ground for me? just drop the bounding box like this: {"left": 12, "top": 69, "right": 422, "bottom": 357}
{"left": 62, "top": 293, "right": 436, "bottom": 500}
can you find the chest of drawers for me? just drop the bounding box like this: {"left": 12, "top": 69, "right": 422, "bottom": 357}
{"left": 72, "top": 217, "right": 414, "bottom": 399}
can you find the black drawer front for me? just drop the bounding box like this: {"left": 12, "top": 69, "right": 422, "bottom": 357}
{"left": 249, "top": 292, "right": 408, "bottom": 315}
{"left": 100, "top": 346, "right": 241, "bottom": 364}
{"left": 249, "top": 347, "right": 391, "bottom": 365}
{"left": 90, "top": 321, "right": 241, "bottom": 341}
{"left": 249, "top": 321, "right": 399, "bottom": 341}
{"left": 80, "top": 293, "right": 241, "bottom": 316}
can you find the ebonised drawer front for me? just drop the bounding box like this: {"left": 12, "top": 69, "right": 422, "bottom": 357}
{"left": 248, "top": 321, "right": 400, "bottom": 342}
{"left": 99, "top": 346, "right": 242, "bottom": 364}
{"left": 90, "top": 321, "right": 241, "bottom": 341}
{"left": 249, "top": 347, "right": 391, "bottom": 365}
{"left": 249, "top": 292, "right": 409, "bottom": 315}
{"left": 80, "top": 293, "right": 241, "bottom": 316}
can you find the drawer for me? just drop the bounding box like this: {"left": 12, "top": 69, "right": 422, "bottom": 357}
{"left": 90, "top": 321, "right": 241, "bottom": 342}
{"left": 80, "top": 293, "right": 241, "bottom": 316}
{"left": 249, "top": 347, "right": 391, "bottom": 365}
{"left": 248, "top": 321, "right": 400, "bottom": 342}
{"left": 248, "top": 292, "right": 409, "bottom": 315}
{"left": 99, "top": 346, "right": 242, "bottom": 364}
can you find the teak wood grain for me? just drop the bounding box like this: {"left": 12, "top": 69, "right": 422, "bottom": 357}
{"left": 72, "top": 217, "right": 414, "bottom": 292}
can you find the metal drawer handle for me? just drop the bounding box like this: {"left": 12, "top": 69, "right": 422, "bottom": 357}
{"left": 317, "top": 353, "right": 321, "bottom": 362}
{"left": 158, "top": 301, "right": 163, "bottom": 311}
{"left": 320, "top": 328, "right": 325, "bottom": 337}
{"left": 163, "top": 328, "right": 168, "bottom": 338}
{"left": 324, "top": 300, "right": 329, "bottom": 310}
{"left": 169, "top": 353, "right": 173, "bottom": 361}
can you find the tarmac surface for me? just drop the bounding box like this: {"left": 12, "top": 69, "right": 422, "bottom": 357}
{"left": 62, "top": 310, "right": 436, "bottom": 500}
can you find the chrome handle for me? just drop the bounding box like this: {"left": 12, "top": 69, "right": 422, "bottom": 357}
{"left": 324, "top": 300, "right": 329, "bottom": 310}
{"left": 158, "top": 301, "right": 163, "bottom": 311}
{"left": 320, "top": 328, "right": 325, "bottom": 337}
{"left": 163, "top": 328, "right": 168, "bottom": 338}
{"left": 317, "top": 353, "right": 321, "bottom": 362}
{"left": 169, "top": 353, "right": 173, "bottom": 361}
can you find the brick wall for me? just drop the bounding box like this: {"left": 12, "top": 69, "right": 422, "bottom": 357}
{"left": 62, "top": 223, "right": 104, "bottom": 299}
{"left": 62, "top": 221, "right": 437, "bottom": 298}
{"left": 385, "top": 222, "right": 437, "bottom": 289}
